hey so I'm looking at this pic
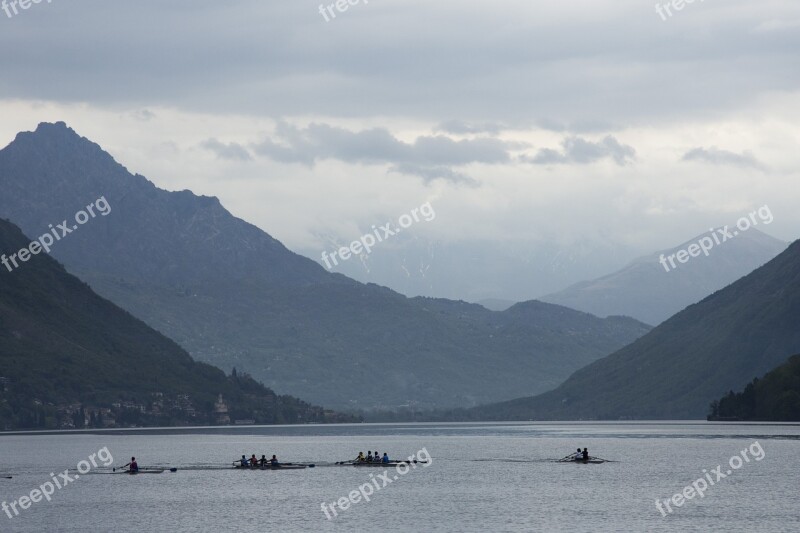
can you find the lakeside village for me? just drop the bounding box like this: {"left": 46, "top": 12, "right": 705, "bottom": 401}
{"left": 52, "top": 394, "right": 242, "bottom": 429}
{"left": 0, "top": 377, "right": 344, "bottom": 430}
{"left": 0, "top": 380, "right": 241, "bottom": 430}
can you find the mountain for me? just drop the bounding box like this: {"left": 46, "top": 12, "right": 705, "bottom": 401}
{"left": 0, "top": 122, "right": 651, "bottom": 410}
{"left": 540, "top": 229, "right": 787, "bottom": 325}
{"left": 477, "top": 299, "right": 517, "bottom": 312}
{"left": 468, "top": 239, "right": 800, "bottom": 420}
{"left": 299, "top": 235, "right": 641, "bottom": 304}
{"left": 709, "top": 354, "right": 800, "bottom": 421}
{"left": 0, "top": 218, "right": 349, "bottom": 430}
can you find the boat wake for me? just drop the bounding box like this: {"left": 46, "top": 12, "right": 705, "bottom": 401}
{"left": 470, "top": 459, "right": 553, "bottom": 464}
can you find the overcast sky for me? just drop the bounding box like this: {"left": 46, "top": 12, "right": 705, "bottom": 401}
{"left": 1, "top": 0, "right": 798, "bottom": 259}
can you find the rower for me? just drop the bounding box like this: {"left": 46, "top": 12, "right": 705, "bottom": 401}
{"left": 129, "top": 457, "right": 139, "bottom": 473}
{"left": 366, "top": 451, "right": 373, "bottom": 463}
{"left": 374, "top": 451, "right": 379, "bottom": 463}
{"left": 382, "top": 453, "right": 390, "bottom": 463}
{"left": 259, "top": 455, "right": 268, "bottom": 467}
{"left": 270, "top": 455, "right": 279, "bottom": 466}
{"left": 582, "top": 448, "right": 589, "bottom": 461}
{"left": 240, "top": 455, "right": 249, "bottom": 467}
{"left": 573, "top": 448, "right": 582, "bottom": 461}
{"left": 250, "top": 454, "right": 259, "bottom": 467}
{"left": 357, "top": 452, "right": 365, "bottom": 462}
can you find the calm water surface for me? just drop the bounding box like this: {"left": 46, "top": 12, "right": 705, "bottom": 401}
{"left": 0, "top": 422, "right": 798, "bottom": 532}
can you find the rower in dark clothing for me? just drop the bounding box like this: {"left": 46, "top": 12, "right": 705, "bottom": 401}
{"left": 128, "top": 457, "right": 139, "bottom": 473}
{"left": 259, "top": 455, "right": 268, "bottom": 467}
{"left": 582, "top": 448, "right": 589, "bottom": 461}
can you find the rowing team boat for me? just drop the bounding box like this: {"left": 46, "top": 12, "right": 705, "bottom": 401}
{"left": 557, "top": 458, "right": 606, "bottom": 464}
{"left": 336, "top": 460, "right": 430, "bottom": 467}
{"left": 233, "top": 463, "right": 313, "bottom": 470}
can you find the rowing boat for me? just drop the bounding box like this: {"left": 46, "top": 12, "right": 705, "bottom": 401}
{"left": 233, "top": 464, "right": 309, "bottom": 470}
{"left": 557, "top": 458, "right": 606, "bottom": 464}
{"left": 101, "top": 469, "right": 172, "bottom": 475}
{"left": 105, "top": 467, "right": 178, "bottom": 474}
{"left": 336, "top": 460, "right": 430, "bottom": 467}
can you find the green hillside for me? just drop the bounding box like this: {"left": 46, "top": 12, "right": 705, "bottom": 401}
{"left": 0, "top": 219, "right": 352, "bottom": 430}
{"left": 709, "top": 354, "right": 800, "bottom": 421}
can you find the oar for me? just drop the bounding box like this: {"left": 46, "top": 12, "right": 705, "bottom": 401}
{"left": 112, "top": 463, "right": 131, "bottom": 473}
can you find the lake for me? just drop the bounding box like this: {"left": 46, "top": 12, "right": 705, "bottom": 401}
{"left": 0, "top": 422, "right": 797, "bottom": 532}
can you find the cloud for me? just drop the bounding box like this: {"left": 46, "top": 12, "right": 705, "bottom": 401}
{"left": 0, "top": 1, "right": 794, "bottom": 130}
{"left": 389, "top": 163, "right": 476, "bottom": 185}
{"left": 130, "top": 109, "right": 156, "bottom": 121}
{"left": 682, "top": 147, "right": 766, "bottom": 170}
{"left": 252, "top": 121, "right": 516, "bottom": 181}
{"left": 525, "top": 135, "right": 636, "bottom": 166}
{"left": 200, "top": 138, "right": 253, "bottom": 161}
{"left": 535, "top": 119, "right": 619, "bottom": 134}
{"left": 435, "top": 120, "right": 506, "bottom": 135}
{"left": 752, "top": 19, "right": 800, "bottom": 33}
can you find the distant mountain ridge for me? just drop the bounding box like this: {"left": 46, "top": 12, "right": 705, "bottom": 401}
{"left": 0, "top": 122, "right": 651, "bottom": 410}
{"left": 477, "top": 298, "right": 517, "bottom": 312}
{"left": 300, "top": 235, "right": 642, "bottom": 304}
{"left": 469, "top": 239, "right": 800, "bottom": 420}
{"left": 0, "top": 218, "right": 346, "bottom": 430}
{"left": 541, "top": 228, "right": 787, "bottom": 325}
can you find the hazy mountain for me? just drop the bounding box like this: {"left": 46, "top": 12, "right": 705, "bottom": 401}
{"left": 540, "top": 228, "right": 787, "bottom": 325}
{"left": 477, "top": 299, "right": 517, "bottom": 312}
{"left": 468, "top": 239, "right": 800, "bottom": 420}
{"left": 709, "top": 354, "right": 800, "bottom": 421}
{"left": 0, "top": 218, "right": 346, "bottom": 430}
{"left": 300, "top": 235, "right": 641, "bottom": 304}
{"left": 0, "top": 122, "right": 651, "bottom": 410}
